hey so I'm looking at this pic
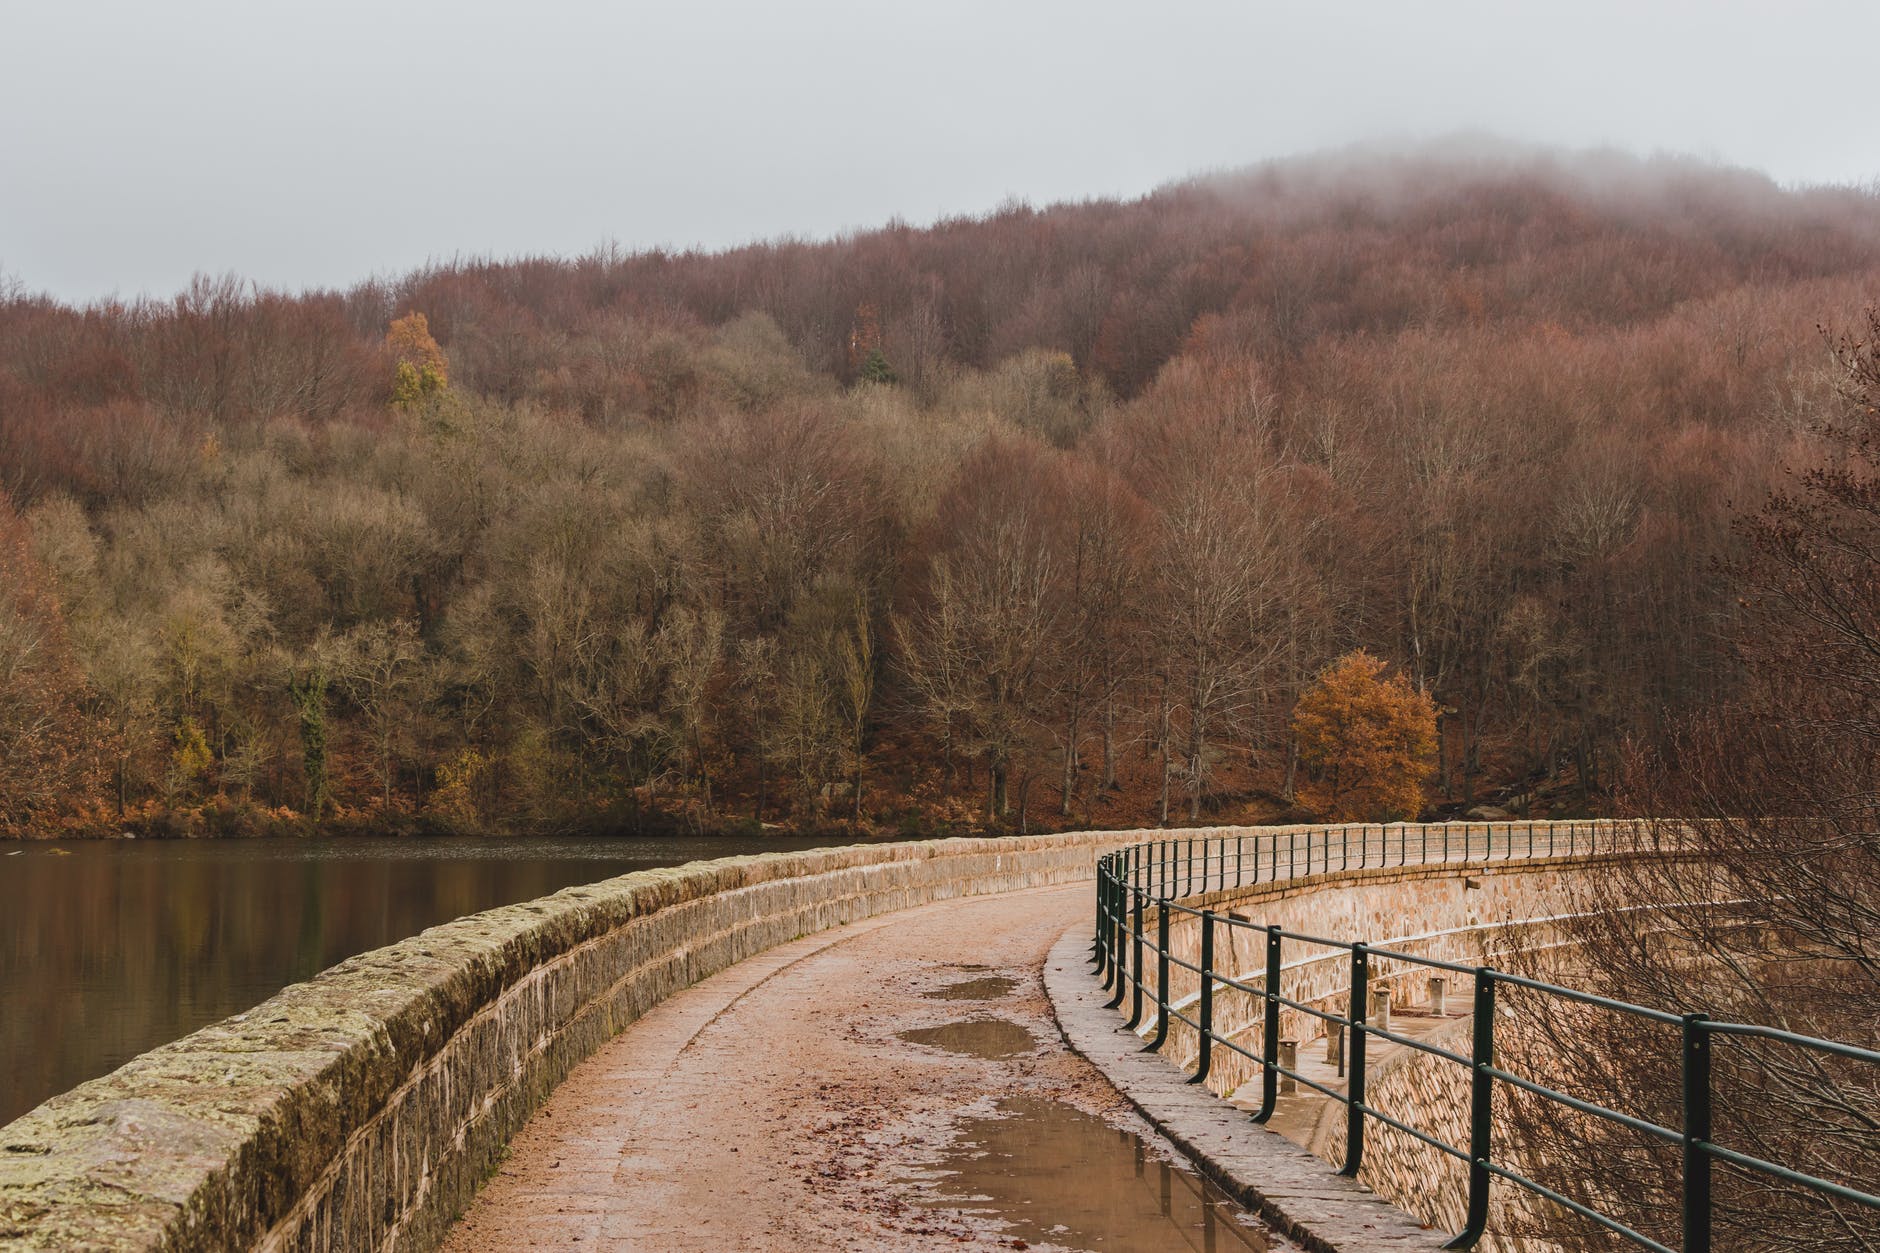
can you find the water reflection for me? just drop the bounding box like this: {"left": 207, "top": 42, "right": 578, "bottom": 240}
{"left": 924, "top": 975, "right": 1018, "bottom": 1001}
{"left": 0, "top": 834, "right": 838, "bottom": 1126}
{"left": 922, "top": 1096, "right": 1276, "bottom": 1251}
{"left": 899, "top": 1017, "right": 1038, "bottom": 1060}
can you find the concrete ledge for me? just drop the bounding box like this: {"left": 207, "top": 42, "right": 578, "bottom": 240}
{"left": 1043, "top": 925, "right": 1448, "bottom": 1252}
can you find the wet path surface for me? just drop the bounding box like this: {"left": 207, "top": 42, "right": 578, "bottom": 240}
{"left": 443, "top": 884, "right": 1290, "bottom": 1252}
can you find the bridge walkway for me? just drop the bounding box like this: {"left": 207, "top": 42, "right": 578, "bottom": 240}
{"left": 440, "top": 883, "right": 1291, "bottom": 1252}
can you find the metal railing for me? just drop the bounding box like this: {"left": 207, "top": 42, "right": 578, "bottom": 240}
{"left": 1089, "top": 823, "right": 1880, "bottom": 1251}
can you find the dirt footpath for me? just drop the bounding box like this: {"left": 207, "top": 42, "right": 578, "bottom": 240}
{"left": 440, "top": 883, "right": 1280, "bottom": 1252}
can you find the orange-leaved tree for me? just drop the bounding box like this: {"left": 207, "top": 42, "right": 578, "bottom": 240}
{"left": 1292, "top": 650, "right": 1436, "bottom": 822}
{"left": 386, "top": 311, "right": 448, "bottom": 408}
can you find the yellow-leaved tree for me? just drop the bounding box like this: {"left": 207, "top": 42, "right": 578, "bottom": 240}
{"left": 1292, "top": 650, "right": 1436, "bottom": 822}
{"left": 386, "top": 311, "right": 448, "bottom": 409}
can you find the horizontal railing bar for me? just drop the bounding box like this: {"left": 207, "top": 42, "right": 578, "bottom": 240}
{"left": 1205, "top": 1031, "right": 1262, "bottom": 1066}
{"left": 1699, "top": 1141, "right": 1880, "bottom": 1209}
{"left": 1269, "top": 927, "right": 1355, "bottom": 947}
{"left": 1487, "top": 971, "right": 1686, "bottom": 1025}
{"left": 1349, "top": 1101, "right": 1471, "bottom": 1161}
{"left": 1354, "top": 1024, "right": 1472, "bottom": 1067}
{"left": 1270, "top": 994, "right": 1353, "bottom": 1026}
{"left": 1265, "top": 1063, "right": 1348, "bottom": 1103}
{"left": 1480, "top": 1160, "right": 1677, "bottom": 1253}
{"left": 1482, "top": 1066, "right": 1682, "bottom": 1145}
{"left": 1355, "top": 945, "right": 1482, "bottom": 975}
{"left": 1701, "top": 1021, "right": 1880, "bottom": 1065}
{"left": 1208, "top": 973, "right": 1266, "bottom": 999}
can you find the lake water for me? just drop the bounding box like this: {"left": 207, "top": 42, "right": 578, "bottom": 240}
{"left": 0, "top": 834, "right": 843, "bottom": 1126}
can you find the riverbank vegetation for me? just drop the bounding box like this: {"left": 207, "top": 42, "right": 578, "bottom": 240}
{"left": 3, "top": 144, "right": 1877, "bottom": 838}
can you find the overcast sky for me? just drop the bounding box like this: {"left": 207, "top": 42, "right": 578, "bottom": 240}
{"left": 4, "top": 0, "right": 1876, "bottom": 304}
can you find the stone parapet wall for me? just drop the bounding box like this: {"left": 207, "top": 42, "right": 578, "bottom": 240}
{"left": 0, "top": 830, "right": 1144, "bottom": 1252}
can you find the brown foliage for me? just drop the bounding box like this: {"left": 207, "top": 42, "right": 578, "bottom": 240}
{"left": 0, "top": 147, "right": 1877, "bottom": 836}
{"left": 0, "top": 499, "right": 103, "bottom": 833}
{"left": 1491, "top": 309, "right": 1880, "bottom": 1251}
{"left": 1292, "top": 651, "right": 1437, "bottom": 821}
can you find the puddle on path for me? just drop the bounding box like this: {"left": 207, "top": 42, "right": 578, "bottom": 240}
{"left": 917, "top": 1096, "right": 1281, "bottom": 1251}
{"left": 898, "top": 1017, "right": 1037, "bottom": 1059}
{"left": 926, "top": 975, "right": 1018, "bottom": 1001}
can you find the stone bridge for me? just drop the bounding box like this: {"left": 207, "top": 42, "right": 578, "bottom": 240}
{"left": 0, "top": 823, "right": 1647, "bottom": 1251}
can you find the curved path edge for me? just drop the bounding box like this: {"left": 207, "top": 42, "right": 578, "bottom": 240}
{"left": 1042, "top": 924, "right": 1448, "bottom": 1252}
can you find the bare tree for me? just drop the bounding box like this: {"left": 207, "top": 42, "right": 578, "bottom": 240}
{"left": 1496, "top": 313, "right": 1880, "bottom": 1251}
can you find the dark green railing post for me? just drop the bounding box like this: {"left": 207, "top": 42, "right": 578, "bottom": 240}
{"left": 1341, "top": 943, "right": 1370, "bottom": 1176}
{"left": 1112, "top": 850, "right": 1128, "bottom": 985}
{"left": 1103, "top": 854, "right": 1122, "bottom": 994}
{"left": 1683, "top": 1013, "right": 1713, "bottom": 1253}
{"left": 1110, "top": 875, "right": 1134, "bottom": 1009}
{"left": 1126, "top": 888, "right": 1146, "bottom": 1026}
{"left": 1106, "top": 865, "right": 1121, "bottom": 978}
{"left": 1254, "top": 925, "right": 1283, "bottom": 1123}
{"left": 1100, "top": 870, "right": 1118, "bottom": 990}
{"left": 1145, "top": 906, "right": 1171, "bottom": 1051}
{"left": 1115, "top": 874, "right": 1130, "bottom": 978}
{"left": 1191, "top": 910, "right": 1216, "bottom": 1084}
{"left": 1105, "top": 881, "right": 1130, "bottom": 1008}
{"left": 1097, "top": 865, "right": 1112, "bottom": 970}
{"left": 1091, "top": 858, "right": 1107, "bottom": 965}
{"left": 1444, "top": 970, "right": 1497, "bottom": 1249}
{"left": 1236, "top": 835, "right": 1244, "bottom": 888}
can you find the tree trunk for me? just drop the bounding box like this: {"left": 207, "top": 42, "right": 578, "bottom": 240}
{"left": 1101, "top": 698, "right": 1118, "bottom": 790}
{"left": 1157, "top": 701, "right": 1172, "bottom": 827}
{"left": 1060, "top": 706, "right": 1079, "bottom": 817}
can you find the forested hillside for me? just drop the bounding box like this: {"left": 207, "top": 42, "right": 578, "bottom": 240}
{"left": 3, "top": 145, "right": 1877, "bottom": 837}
